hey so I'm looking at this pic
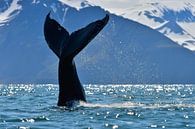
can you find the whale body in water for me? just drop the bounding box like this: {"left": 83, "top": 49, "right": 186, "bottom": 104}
{"left": 44, "top": 13, "right": 109, "bottom": 106}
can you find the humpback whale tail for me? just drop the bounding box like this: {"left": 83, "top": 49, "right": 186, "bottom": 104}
{"left": 44, "top": 13, "right": 109, "bottom": 106}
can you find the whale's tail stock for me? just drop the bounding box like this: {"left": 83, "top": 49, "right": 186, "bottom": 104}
{"left": 44, "top": 12, "right": 109, "bottom": 106}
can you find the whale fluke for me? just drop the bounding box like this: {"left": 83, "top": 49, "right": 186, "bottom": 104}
{"left": 44, "top": 13, "right": 109, "bottom": 106}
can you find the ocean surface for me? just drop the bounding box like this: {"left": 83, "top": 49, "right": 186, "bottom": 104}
{"left": 0, "top": 84, "right": 195, "bottom": 129}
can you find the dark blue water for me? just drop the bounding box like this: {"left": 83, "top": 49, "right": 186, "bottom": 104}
{"left": 0, "top": 84, "right": 195, "bottom": 129}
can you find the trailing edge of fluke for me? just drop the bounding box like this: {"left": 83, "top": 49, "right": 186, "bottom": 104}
{"left": 44, "top": 12, "right": 109, "bottom": 106}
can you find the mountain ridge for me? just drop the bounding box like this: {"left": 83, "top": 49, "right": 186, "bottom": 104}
{"left": 1, "top": 0, "right": 195, "bottom": 84}
{"left": 54, "top": 0, "right": 195, "bottom": 51}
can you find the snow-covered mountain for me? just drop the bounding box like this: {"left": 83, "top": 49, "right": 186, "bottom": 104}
{"left": 0, "top": 0, "right": 22, "bottom": 25}
{"left": 1, "top": 0, "right": 195, "bottom": 84}
{"left": 55, "top": 0, "right": 195, "bottom": 51}
{"left": 2, "top": 0, "right": 195, "bottom": 49}
{"left": 118, "top": 1, "right": 195, "bottom": 51}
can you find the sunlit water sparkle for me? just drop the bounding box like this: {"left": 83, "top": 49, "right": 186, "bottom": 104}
{"left": 0, "top": 84, "right": 195, "bottom": 129}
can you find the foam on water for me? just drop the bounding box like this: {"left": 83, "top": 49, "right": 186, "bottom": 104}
{"left": 80, "top": 101, "right": 195, "bottom": 109}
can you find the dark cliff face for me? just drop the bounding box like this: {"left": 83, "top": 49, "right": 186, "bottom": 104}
{"left": 0, "top": 0, "right": 195, "bottom": 84}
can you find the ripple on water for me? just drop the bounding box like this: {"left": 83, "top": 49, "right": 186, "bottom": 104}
{"left": 0, "top": 84, "right": 195, "bottom": 129}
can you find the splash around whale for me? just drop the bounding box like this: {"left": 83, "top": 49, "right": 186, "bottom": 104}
{"left": 44, "top": 12, "right": 109, "bottom": 106}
